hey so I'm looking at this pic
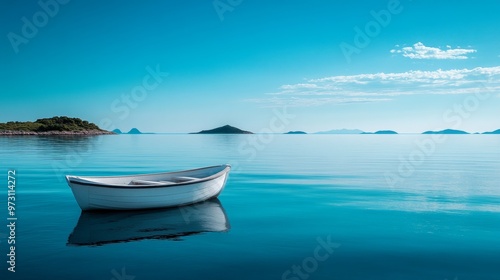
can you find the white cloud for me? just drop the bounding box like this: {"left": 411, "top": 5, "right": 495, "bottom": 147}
{"left": 246, "top": 96, "right": 391, "bottom": 107}
{"left": 391, "top": 42, "right": 476, "bottom": 59}
{"left": 249, "top": 66, "right": 500, "bottom": 107}
{"left": 279, "top": 83, "right": 319, "bottom": 91}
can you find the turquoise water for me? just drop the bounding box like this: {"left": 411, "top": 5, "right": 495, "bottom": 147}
{"left": 1, "top": 134, "right": 500, "bottom": 280}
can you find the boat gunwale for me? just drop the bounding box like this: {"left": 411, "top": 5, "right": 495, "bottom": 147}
{"left": 66, "top": 164, "right": 230, "bottom": 189}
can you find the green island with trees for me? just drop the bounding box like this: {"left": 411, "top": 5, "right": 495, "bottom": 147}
{"left": 0, "top": 116, "right": 114, "bottom": 135}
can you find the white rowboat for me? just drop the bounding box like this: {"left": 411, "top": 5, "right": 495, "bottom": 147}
{"left": 66, "top": 164, "right": 231, "bottom": 211}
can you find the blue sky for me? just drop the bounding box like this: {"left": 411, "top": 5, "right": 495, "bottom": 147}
{"left": 1, "top": 0, "right": 499, "bottom": 133}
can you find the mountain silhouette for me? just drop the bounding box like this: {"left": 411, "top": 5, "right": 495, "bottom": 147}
{"left": 482, "top": 129, "right": 500, "bottom": 134}
{"left": 193, "top": 125, "right": 253, "bottom": 134}
{"left": 127, "top": 128, "right": 142, "bottom": 134}
{"left": 362, "top": 130, "right": 398, "bottom": 134}
{"left": 422, "top": 129, "right": 469, "bottom": 134}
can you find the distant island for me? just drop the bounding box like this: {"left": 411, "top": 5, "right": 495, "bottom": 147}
{"left": 483, "top": 129, "right": 500, "bottom": 134}
{"left": 192, "top": 125, "right": 253, "bottom": 134}
{"left": 4, "top": 118, "right": 497, "bottom": 136}
{"left": 315, "top": 129, "right": 364, "bottom": 134}
{"left": 310, "top": 128, "right": 500, "bottom": 134}
{"left": 113, "top": 128, "right": 155, "bottom": 134}
{"left": 362, "top": 130, "right": 398, "bottom": 134}
{"left": 0, "top": 116, "right": 114, "bottom": 136}
{"left": 127, "top": 128, "right": 142, "bottom": 134}
{"left": 191, "top": 127, "right": 499, "bottom": 135}
{"left": 422, "top": 129, "right": 469, "bottom": 134}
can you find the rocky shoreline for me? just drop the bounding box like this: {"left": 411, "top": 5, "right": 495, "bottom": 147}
{"left": 0, "top": 130, "right": 116, "bottom": 136}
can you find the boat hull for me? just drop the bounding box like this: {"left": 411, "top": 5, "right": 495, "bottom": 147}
{"left": 66, "top": 165, "right": 230, "bottom": 211}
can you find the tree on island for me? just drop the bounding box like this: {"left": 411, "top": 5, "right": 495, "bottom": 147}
{"left": 0, "top": 116, "right": 112, "bottom": 135}
{"left": 34, "top": 116, "right": 102, "bottom": 132}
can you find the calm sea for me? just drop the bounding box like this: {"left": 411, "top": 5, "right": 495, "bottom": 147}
{"left": 1, "top": 134, "right": 499, "bottom": 280}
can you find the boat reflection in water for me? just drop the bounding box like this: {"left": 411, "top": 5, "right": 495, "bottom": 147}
{"left": 67, "top": 198, "right": 230, "bottom": 246}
